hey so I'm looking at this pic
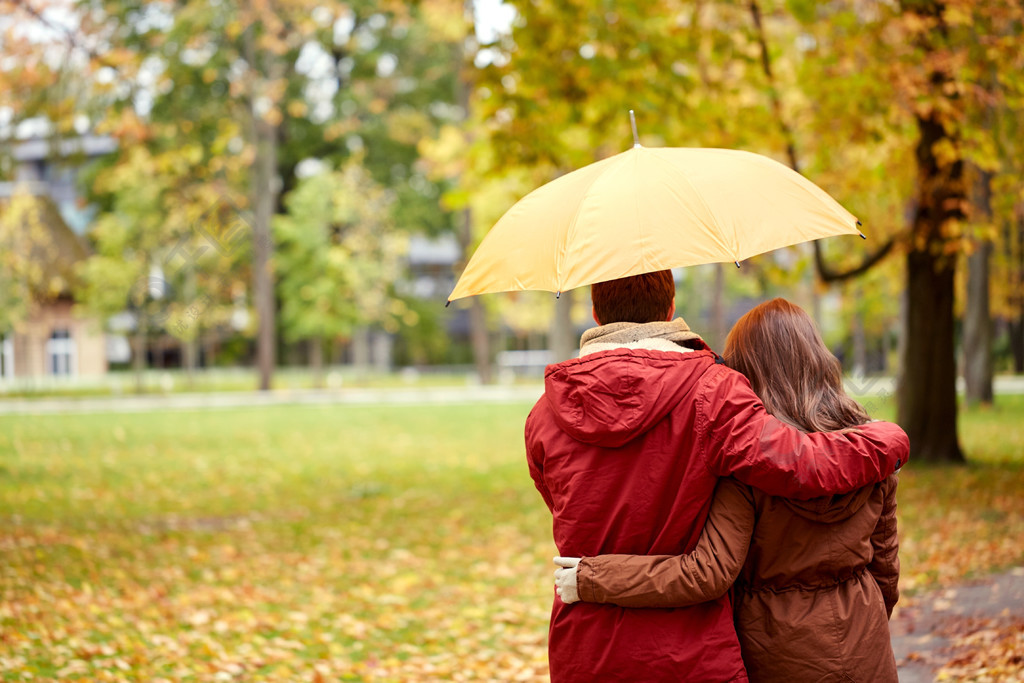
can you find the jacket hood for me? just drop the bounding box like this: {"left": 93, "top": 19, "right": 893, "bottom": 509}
{"left": 782, "top": 483, "right": 875, "bottom": 523}
{"left": 543, "top": 347, "right": 715, "bottom": 448}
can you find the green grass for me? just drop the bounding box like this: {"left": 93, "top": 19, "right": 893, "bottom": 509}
{"left": 853, "top": 392, "right": 1024, "bottom": 465}
{"left": 0, "top": 403, "right": 553, "bottom": 681}
{"left": 0, "top": 396, "right": 1021, "bottom": 681}
{"left": 857, "top": 394, "right": 1024, "bottom": 592}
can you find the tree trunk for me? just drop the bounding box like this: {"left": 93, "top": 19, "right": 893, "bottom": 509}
{"left": 851, "top": 293, "right": 867, "bottom": 378}
{"left": 896, "top": 288, "right": 907, "bottom": 380}
{"left": 451, "top": 20, "right": 493, "bottom": 386}
{"left": 182, "top": 266, "right": 198, "bottom": 390}
{"left": 252, "top": 117, "right": 278, "bottom": 391}
{"left": 550, "top": 289, "right": 576, "bottom": 362}
{"left": 246, "top": 25, "right": 281, "bottom": 393}
{"left": 898, "top": 250, "right": 964, "bottom": 462}
{"left": 456, "top": 206, "right": 493, "bottom": 384}
{"left": 309, "top": 337, "right": 324, "bottom": 389}
{"left": 962, "top": 109, "right": 996, "bottom": 405}
{"left": 330, "top": 338, "right": 342, "bottom": 365}
{"left": 964, "top": 240, "right": 994, "bottom": 404}
{"left": 183, "top": 336, "right": 198, "bottom": 390}
{"left": 1008, "top": 215, "right": 1024, "bottom": 374}
{"left": 894, "top": 0, "right": 968, "bottom": 463}
{"left": 467, "top": 298, "right": 492, "bottom": 384}
{"left": 203, "top": 334, "right": 217, "bottom": 369}
{"left": 806, "top": 244, "right": 822, "bottom": 340}
{"left": 811, "top": 283, "right": 823, "bottom": 333}
{"left": 351, "top": 327, "right": 370, "bottom": 376}
{"left": 372, "top": 332, "right": 393, "bottom": 373}
{"left": 1010, "top": 316, "right": 1024, "bottom": 374}
{"left": 896, "top": 109, "right": 965, "bottom": 463}
{"left": 132, "top": 316, "right": 147, "bottom": 394}
{"left": 709, "top": 263, "right": 725, "bottom": 352}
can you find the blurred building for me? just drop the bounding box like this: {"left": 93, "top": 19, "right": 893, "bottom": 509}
{"left": 401, "top": 233, "right": 475, "bottom": 367}
{"left": 406, "top": 233, "right": 459, "bottom": 300}
{"left": 0, "top": 136, "right": 115, "bottom": 381}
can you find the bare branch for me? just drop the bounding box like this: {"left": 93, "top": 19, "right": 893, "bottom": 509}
{"left": 813, "top": 238, "right": 895, "bottom": 282}
{"left": 748, "top": 0, "right": 896, "bottom": 280}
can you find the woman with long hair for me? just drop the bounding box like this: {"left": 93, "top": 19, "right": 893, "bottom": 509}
{"left": 554, "top": 298, "right": 900, "bottom": 682}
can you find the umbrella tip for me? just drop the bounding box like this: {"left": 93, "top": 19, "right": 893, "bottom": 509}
{"left": 445, "top": 300, "right": 451, "bottom": 308}
{"left": 859, "top": 233, "right": 866, "bottom": 240}
{"left": 629, "top": 110, "right": 640, "bottom": 148}
{"left": 556, "top": 291, "right": 561, "bottom": 299}
{"left": 734, "top": 261, "right": 741, "bottom": 268}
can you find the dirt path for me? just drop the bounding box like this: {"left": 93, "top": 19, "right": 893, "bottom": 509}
{"left": 891, "top": 567, "right": 1024, "bottom": 682}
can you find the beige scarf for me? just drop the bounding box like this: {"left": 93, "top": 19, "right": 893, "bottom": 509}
{"left": 579, "top": 318, "right": 705, "bottom": 357}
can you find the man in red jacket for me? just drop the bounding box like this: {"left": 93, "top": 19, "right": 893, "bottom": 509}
{"left": 525, "top": 270, "right": 908, "bottom": 682}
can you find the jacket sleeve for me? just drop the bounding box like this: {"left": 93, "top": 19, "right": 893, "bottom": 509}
{"left": 575, "top": 478, "right": 755, "bottom": 608}
{"left": 525, "top": 405, "right": 555, "bottom": 512}
{"left": 698, "top": 365, "right": 909, "bottom": 500}
{"left": 868, "top": 473, "right": 900, "bottom": 618}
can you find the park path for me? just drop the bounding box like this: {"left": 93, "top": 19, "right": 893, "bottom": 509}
{"left": 0, "top": 384, "right": 546, "bottom": 415}
{"left": 1, "top": 374, "right": 1023, "bottom": 416}
{"left": 892, "top": 567, "right": 1024, "bottom": 682}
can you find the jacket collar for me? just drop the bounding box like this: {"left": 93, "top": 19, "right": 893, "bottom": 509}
{"left": 579, "top": 318, "right": 705, "bottom": 358}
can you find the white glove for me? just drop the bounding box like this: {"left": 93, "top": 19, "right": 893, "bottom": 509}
{"left": 553, "top": 556, "right": 582, "bottom": 604}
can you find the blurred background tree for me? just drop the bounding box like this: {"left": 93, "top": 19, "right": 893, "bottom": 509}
{"left": 472, "top": 0, "right": 1024, "bottom": 462}
{"left": 275, "top": 159, "right": 407, "bottom": 386}
{"left": 1, "top": 0, "right": 1022, "bottom": 462}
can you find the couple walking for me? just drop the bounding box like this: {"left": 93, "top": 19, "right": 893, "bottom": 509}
{"left": 525, "top": 270, "right": 907, "bottom": 682}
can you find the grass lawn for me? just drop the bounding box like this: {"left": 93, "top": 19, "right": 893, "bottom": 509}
{"left": 0, "top": 395, "right": 1022, "bottom": 681}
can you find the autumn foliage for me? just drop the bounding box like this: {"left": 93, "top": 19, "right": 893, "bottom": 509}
{"left": 1, "top": 398, "right": 1022, "bottom": 680}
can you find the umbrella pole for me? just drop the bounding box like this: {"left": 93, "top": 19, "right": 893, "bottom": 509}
{"left": 629, "top": 110, "right": 640, "bottom": 148}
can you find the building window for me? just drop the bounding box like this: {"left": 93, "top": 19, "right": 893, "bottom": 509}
{"left": 46, "top": 328, "right": 76, "bottom": 376}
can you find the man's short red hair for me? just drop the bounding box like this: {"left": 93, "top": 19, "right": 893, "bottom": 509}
{"left": 591, "top": 270, "right": 675, "bottom": 324}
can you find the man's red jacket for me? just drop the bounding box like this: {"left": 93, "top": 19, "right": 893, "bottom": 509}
{"left": 526, "top": 347, "right": 908, "bottom": 682}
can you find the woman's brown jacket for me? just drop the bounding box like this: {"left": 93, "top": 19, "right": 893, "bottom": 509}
{"left": 576, "top": 474, "right": 900, "bottom": 683}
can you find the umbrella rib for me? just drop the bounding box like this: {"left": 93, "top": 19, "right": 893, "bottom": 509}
{"left": 633, "top": 149, "right": 648, "bottom": 273}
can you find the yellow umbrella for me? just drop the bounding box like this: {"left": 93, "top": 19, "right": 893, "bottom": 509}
{"left": 447, "top": 145, "right": 862, "bottom": 303}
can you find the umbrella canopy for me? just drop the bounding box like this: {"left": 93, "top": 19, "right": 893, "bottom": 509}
{"left": 448, "top": 146, "right": 861, "bottom": 302}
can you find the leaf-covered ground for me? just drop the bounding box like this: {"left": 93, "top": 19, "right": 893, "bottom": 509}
{"left": 0, "top": 395, "right": 1022, "bottom": 681}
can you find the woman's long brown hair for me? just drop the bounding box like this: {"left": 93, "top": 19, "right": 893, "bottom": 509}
{"left": 723, "top": 298, "right": 870, "bottom": 432}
